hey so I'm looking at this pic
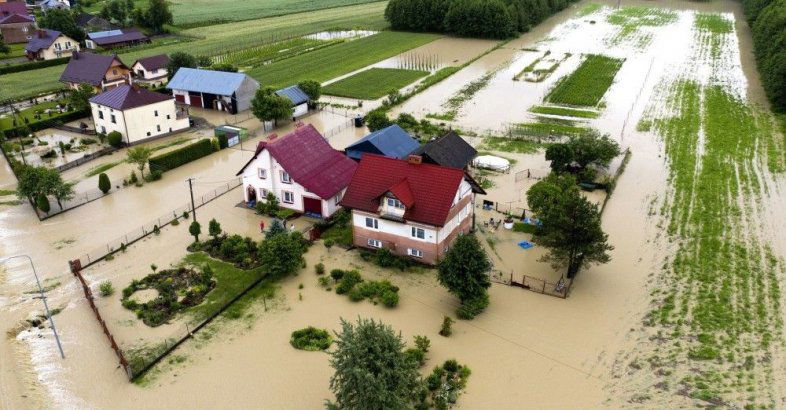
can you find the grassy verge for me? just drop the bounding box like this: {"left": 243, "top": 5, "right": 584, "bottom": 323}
{"left": 323, "top": 68, "right": 429, "bottom": 99}
{"left": 529, "top": 105, "right": 599, "bottom": 119}
{"left": 84, "top": 161, "right": 122, "bottom": 178}
{"left": 546, "top": 54, "right": 624, "bottom": 107}
{"left": 247, "top": 32, "right": 440, "bottom": 89}
{"left": 0, "top": 43, "right": 26, "bottom": 60}
{"left": 479, "top": 137, "right": 541, "bottom": 153}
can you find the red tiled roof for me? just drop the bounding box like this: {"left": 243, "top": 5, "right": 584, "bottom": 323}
{"left": 236, "top": 124, "right": 357, "bottom": 200}
{"left": 340, "top": 155, "right": 465, "bottom": 227}
{"left": 89, "top": 84, "right": 173, "bottom": 110}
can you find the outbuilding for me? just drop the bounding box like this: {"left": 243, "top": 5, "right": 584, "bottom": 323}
{"left": 131, "top": 54, "right": 169, "bottom": 87}
{"left": 167, "top": 67, "right": 259, "bottom": 114}
{"left": 89, "top": 84, "right": 189, "bottom": 145}
{"left": 274, "top": 85, "right": 310, "bottom": 118}
{"left": 345, "top": 124, "right": 420, "bottom": 161}
{"left": 86, "top": 28, "right": 149, "bottom": 49}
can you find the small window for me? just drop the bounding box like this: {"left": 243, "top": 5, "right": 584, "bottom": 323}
{"left": 166, "top": 114, "right": 170, "bottom": 119}
{"left": 367, "top": 239, "right": 382, "bottom": 248}
{"left": 282, "top": 191, "right": 294, "bottom": 204}
{"left": 98, "top": 111, "right": 104, "bottom": 119}
{"left": 112, "top": 69, "right": 117, "bottom": 75}
{"left": 110, "top": 114, "right": 116, "bottom": 124}
{"left": 411, "top": 227, "right": 425, "bottom": 239}
{"left": 156, "top": 125, "right": 161, "bottom": 132}
{"left": 100, "top": 126, "right": 106, "bottom": 134}
{"left": 334, "top": 195, "right": 341, "bottom": 205}
{"left": 259, "top": 188, "right": 268, "bottom": 198}
{"left": 154, "top": 110, "right": 158, "bottom": 117}
{"left": 408, "top": 248, "right": 423, "bottom": 258}
{"left": 281, "top": 171, "right": 291, "bottom": 184}
{"left": 146, "top": 132, "right": 151, "bottom": 136}
{"left": 365, "top": 217, "right": 378, "bottom": 229}
{"left": 387, "top": 198, "right": 404, "bottom": 209}
{"left": 258, "top": 169, "right": 267, "bottom": 179}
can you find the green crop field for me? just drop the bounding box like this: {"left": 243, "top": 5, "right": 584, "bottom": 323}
{"left": 323, "top": 68, "right": 428, "bottom": 99}
{"left": 529, "top": 105, "right": 600, "bottom": 119}
{"left": 546, "top": 54, "right": 624, "bottom": 107}
{"left": 247, "top": 32, "right": 439, "bottom": 89}
{"left": 0, "top": 2, "right": 389, "bottom": 101}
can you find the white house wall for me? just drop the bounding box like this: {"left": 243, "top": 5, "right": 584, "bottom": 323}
{"left": 352, "top": 211, "right": 439, "bottom": 245}
{"left": 293, "top": 103, "right": 308, "bottom": 118}
{"left": 91, "top": 99, "right": 189, "bottom": 144}
{"left": 132, "top": 62, "right": 168, "bottom": 83}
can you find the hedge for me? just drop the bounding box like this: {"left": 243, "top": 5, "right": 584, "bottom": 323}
{"left": 148, "top": 139, "right": 217, "bottom": 172}
{"left": 745, "top": 0, "right": 786, "bottom": 112}
{"left": 0, "top": 56, "right": 70, "bottom": 75}
{"left": 1, "top": 108, "right": 90, "bottom": 138}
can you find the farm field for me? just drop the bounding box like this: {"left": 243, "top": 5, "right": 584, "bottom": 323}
{"left": 545, "top": 54, "right": 624, "bottom": 107}
{"left": 322, "top": 67, "right": 429, "bottom": 99}
{"left": 529, "top": 105, "right": 600, "bottom": 118}
{"left": 0, "top": 2, "right": 389, "bottom": 101}
{"left": 247, "top": 32, "right": 440, "bottom": 89}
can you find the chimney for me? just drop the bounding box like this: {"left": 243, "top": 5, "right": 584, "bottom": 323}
{"left": 407, "top": 155, "right": 422, "bottom": 165}
{"left": 295, "top": 121, "right": 304, "bottom": 128}
{"left": 37, "top": 29, "right": 46, "bottom": 39}
{"left": 268, "top": 133, "right": 278, "bottom": 141}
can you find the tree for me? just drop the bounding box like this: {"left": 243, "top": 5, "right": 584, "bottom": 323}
{"left": 189, "top": 221, "right": 201, "bottom": 242}
{"left": 16, "top": 166, "right": 58, "bottom": 201}
{"left": 126, "top": 146, "right": 152, "bottom": 178}
{"left": 297, "top": 80, "right": 321, "bottom": 103}
{"left": 51, "top": 180, "right": 75, "bottom": 209}
{"left": 395, "top": 113, "right": 418, "bottom": 130}
{"left": 166, "top": 52, "right": 197, "bottom": 80}
{"left": 365, "top": 109, "right": 392, "bottom": 132}
{"left": 437, "top": 234, "right": 491, "bottom": 318}
{"left": 137, "top": 0, "right": 173, "bottom": 33}
{"left": 251, "top": 87, "right": 293, "bottom": 127}
{"left": 68, "top": 84, "right": 95, "bottom": 113}
{"left": 36, "top": 194, "right": 50, "bottom": 213}
{"left": 38, "top": 9, "right": 85, "bottom": 42}
{"left": 209, "top": 63, "right": 238, "bottom": 72}
{"left": 526, "top": 175, "right": 613, "bottom": 278}
{"left": 0, "top": 35, "right": 9, "bottom": 56}
{"left": 545, "top": 131, "right": 620, "bottom": 175}
{"left": 101, "top": 0, "right": 128, "bottom": 24}
{"left": 98, "top": 172, "right": 111, "bottom": 194}
{"left": 257, "top": 232, "right": 305, "bottom": 279}
{"left": 208, "top": 218, "right": 221, "bottom": 240}
{"left": 329, "top": 318, "right": 420, "bottom": 409}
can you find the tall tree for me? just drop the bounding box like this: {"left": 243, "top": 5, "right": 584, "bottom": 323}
{"left": 51, "top": 179, "right": 75, "bottom": 209}
{"left": 140, "top": 0, "right": 173, "bottom": 33}
{"left": 257, "top": 232, "right": 305, "bottom": 279}
{"left": 328, "top": 318, "right": 420, "bottom": 409}
{"left": 251, "top": 87, "right": 293, "bottom": 127}
{"left": 437, "top": 234, "right": 492, "bottom": 318}
{"left": 126, "top": 146, "right": 152, "bottom": 178}
{"left": 38, "top": 9, "right": 85, "bottom": 42}
{"left": 16, "top": 166, "right": 58, "bottom": 201}
{"left": 297, "top": 80, "right": 322, "bottom": 103}
{"left": 527, "top": 175, "right": 613, "bottom": 278}
{"left": 365, "top": 109, "right": 392, "bottom": 131}
{"left": 68, "top": 84, "right": 96, "bottom": 112}
{"left": 166, "top": 51, "right": 197, "bottom": 80}
{"left": 189, "top": 221, "right": 201, "bottom": 242}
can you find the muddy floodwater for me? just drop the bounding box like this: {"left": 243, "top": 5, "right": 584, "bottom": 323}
{"left": 2, "top": 0, "right": 785, "bottom": 408}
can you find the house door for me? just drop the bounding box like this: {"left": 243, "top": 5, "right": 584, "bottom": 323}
{"left": 303, "top": 197, "right": 322, "bottom": 217}
{"left": 246, "top": 186, "right": 257, "bottom": 203}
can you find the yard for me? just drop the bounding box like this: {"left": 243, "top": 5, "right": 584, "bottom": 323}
{"left": 323, "top": 68, "right": 429, "bottom": 99}
{"left": 0, "top": 43, "right": 26, "bottom": 61}
{"left": 545, "top": 54, "right": 624, "bottom": 107}
{"left": 248, "top": 32, "right": 440, "bottom": 89}
{"left": 0, "top": 101, "right": 64, "bottom": 131}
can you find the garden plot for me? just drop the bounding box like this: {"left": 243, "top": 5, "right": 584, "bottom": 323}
{"left": 545, "top": 54, "right": 624, "bottom": 107}
{"left": 5, "top": 130, "right": 108, "bottom": 169}
{"left": 322, "top": 68, "right": 429, "bottom": 100}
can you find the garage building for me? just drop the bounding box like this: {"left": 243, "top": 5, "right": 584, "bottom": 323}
{"left": 167, "top": 67, "right": 259, "bottom": 114}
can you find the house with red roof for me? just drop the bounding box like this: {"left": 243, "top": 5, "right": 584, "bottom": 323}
{"left": 340, "top": 154, "right": 484, "bottom": 265}
{"left": 236, "top": 124, "right": 357, "bottom": 219}
{"left": 89, "top": 84, "right": 189, "bottom": 145}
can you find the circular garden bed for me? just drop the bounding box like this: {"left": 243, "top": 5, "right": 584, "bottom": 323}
{"left": 290, "top": 327, "right": 333, "bottom": 351}
{"left": 121, "top": 267, "right": 215, "bottom": 327}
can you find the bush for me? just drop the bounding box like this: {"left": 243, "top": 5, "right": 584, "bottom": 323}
{"left": 414, "top": 335, "right": 430, "bottom": 353}
{"left": 456, "top": 293, "right": 490, "bottom": 320}
{"left": 443, "top": 359, "right": 459, "bottom": 373}
{"left": 216, "top": 131, "right": 228, "bottom": 149}
{"left": 107, "top": 131, "right": 123, "bottom": 148}
{"left": 148, "top": 139, "right": 217, "bottom": 172}
{"left": 381, "top": 289, "right": 399, "bottom": 307}
{"left": 405, "top": 347, "right": 426, "bottom": 367}
{"left": 315, "top": 262, "right": 325, "bottom": 275}
{"left": 144, "top": 169, "right": 163, "bottom": 182}
{"left": 335, "top": 270, "right": 362, "bottom": 294}
{"left": 426, "top": 367, "right": 444, "bottom": 391}
{"left": 35, "top": 194, "right": 50, "bottom": 213}
{"left": 98, "top": 172, "right": 111, "bottom": 194}
{"left": 290, "top": 327, "right": 333, "bottom": 351}
{"left": 439, "top": 316, "right": 454, "bottom": 337}
{"left": 348, "top": 287, "right": 365, "bottom": 302}
{"left": 99, "top": 280, "right": 114, "bottom": 297}
{"left": 330, "top": 269, "right": 345, "bottom": 282}
{"left": 324, "top": 239, "right": 334, "bottom": 248}
{"left": 276, "top": 208, "right": 296, "bottom": 220}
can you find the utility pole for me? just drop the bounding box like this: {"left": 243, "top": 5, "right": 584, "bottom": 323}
{"left": 187, "top": 177, "right": 196, "bottom": 222}
{"left": 1, "top": 255, "right": 65, "bottom": 359}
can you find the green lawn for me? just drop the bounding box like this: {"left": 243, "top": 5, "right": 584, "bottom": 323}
{"left": 0, "top": 101, "right": 61, "bottom": 131}
{"left": 323, "top": 67, "right": 429, "bottom": 99}
{"left": 0, "top": 43, "right": 26, "bottom": 60}
{"left": 546, "top": 54, "right": 624, "bottom": 107}
{"left": 529, "top": 105, "right": 600, "bottom": 119}
{"left": 248, "top": 32, "right": 439, "bottom": 89}
{"left": 0, "top": 2, "right": 389, "bottom": 101}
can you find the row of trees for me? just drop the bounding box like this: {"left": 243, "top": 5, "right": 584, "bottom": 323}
{"left": 385, "top": 0, "right": 578, "bottom": 39}
{"left": 745, "top": 0, "right": 786, "bottom": 112}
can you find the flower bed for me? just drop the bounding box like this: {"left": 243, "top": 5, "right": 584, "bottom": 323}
{"left": 290, "top": 327, "right": 333, "bottom": 351}
{"left": 189, "top": 234, "right": 260, "bottom": 269}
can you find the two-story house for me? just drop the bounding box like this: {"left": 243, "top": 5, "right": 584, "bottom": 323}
{"left": 236, "top": 123, "right": 357, "bottom": 219}
{"left": 59, "top": 51, "right": 131, "bottom": 92}
{"left": 24, "top": 29, "right": 78, "bottom": 60}
{"left": 0, "top": 2, "right": 35, "bottom": 44}
{"left": 131, "top": 54, "right": 169, "bottom": 87}
{"left": 340, "top": 154, "right": 484, "bottom": 265}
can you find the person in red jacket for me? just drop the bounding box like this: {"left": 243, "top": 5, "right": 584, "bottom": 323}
{"left": 259, "top": 220, "right": 265, "bottom": 233}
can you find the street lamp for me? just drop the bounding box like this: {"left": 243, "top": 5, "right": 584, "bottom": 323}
{"left": 1, "top": 255, "right": 65, "bottom": 359}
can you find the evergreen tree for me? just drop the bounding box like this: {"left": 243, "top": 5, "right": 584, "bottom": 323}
{"left": 437, "top": 234, "right": 492, "bottom": 318}
{"left": 208, "top": 218, "right": 222, "bottom": 240}
{"left": 98, "top": 172, "right": 111, "bottom": 194}
{"left": 189, "top": 221, "right": 201, "bottom": 242}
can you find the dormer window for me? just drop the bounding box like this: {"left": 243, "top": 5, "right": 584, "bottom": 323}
{"left": 386, "top": 198, "right": 404, "bottom": 209}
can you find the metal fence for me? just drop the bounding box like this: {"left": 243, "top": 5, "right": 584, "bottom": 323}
{"left": 55, "top": 146, "right": 118, "bottom": 173}
{"left": 36, "top": 185, "right": 109, "bottom": 220}
{"left": 323, "top": 118, "right": 356, "bottom": 140}
{"left": 73, "top": 178, "right": 242, "bottom": 269}
{"left": 489, "top": 270, "right": 571, "bottom": 299}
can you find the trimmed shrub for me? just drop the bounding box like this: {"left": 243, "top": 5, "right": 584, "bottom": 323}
{"left": 216, "top": 131, "right": 228, "bottom": 149}
{"left": 381, "top": 289, "right": 399, "bottom": 307}
{"left": 315, "top": 262, "right": 325, "bottom": 275}
{"left": 330, "top": 269, "right": 345, "bottom": 282}
{"left": 439, "top": 316, "right": 454, "bottom": 337}
{"left": 148, "top": 139, "right": 217, "bottom": 172}
{"left": 107, "top": 131, "right": 123, "bottom": 148}
{"left": 290, "top": 326, "right": 333, "bottom": 351}
{"left": 98, "top": 172, "right": 111, "bottom": 194}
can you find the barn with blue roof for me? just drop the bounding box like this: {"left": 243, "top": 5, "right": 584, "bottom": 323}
{"left": 345, "top": 125, "right": 420, "bottom": 161}
{"left": 167, "top": 67, "right": 260, "bottom": 114}
{"left": 275, "top": 85, "right": 310, "bottom": 118}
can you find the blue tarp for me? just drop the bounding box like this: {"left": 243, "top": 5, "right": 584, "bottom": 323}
{"left": 345, "top": 124, "right": 420, "bottom": 160}
{"left": 518, "top": 241, "right": 534, "bottom": 250}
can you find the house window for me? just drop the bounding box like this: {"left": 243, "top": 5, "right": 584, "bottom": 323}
{"left": 365, "top": 217, "right": 378, "bottom": 229}
{"left": 101, "top": 126, "right": 106, "bottom": 134}
{"left": 146, "top": 132, "right": 151, "bottom": 136}
{"left": 411, "top": 227, "right": 425, "bottom": 239}
{"left": 258, "top": 169, "right": 266, "bottom": 179}
{"left": 98, "top": 111, "right": 104, "bottom": 119}
{"left": 112, "top": 69, "right": 117, "bottom": 75}
{"left": 166, "top": 114, "right": 170, "bottom": 119}
{"left": 282, "top": 191, "right": 294, "bottom": 204}
{"left": 66, "top": 41, "right": 71, "bottom": 48}
{"left": 110, "top": 114, "right": 116, "bottom": 124}
{"left": 387, "top": 198, "right": 404, "bottom": 209}
{"left": 334, "top": 194, "right": 341, "bottom": 205}
{"left": 156, "top": 125, "right": 161, "bottom": 132}
{"left": 408, "top": 248, "right": 423, "bottom": 258}
{"left": 154, "top": 110, "right": 158, "bottom": 117}
{"left": 367, "top": 239, "right": 382, "bottom": 249}
{"left": 281, "top": 171, "right": 291, "bottom": 184}
{"left": 259, "top": 188, "right": 268, "bottom": 198}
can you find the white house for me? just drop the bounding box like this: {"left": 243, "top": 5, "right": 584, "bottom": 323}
{"left": 340, "top": 154, "right": 484, "bottom": 265}
{"left": 274, "top": 85, "right": 310, "bottom": 118}
{"left": 236, "top": 123, "right": 357, "bottom": 219}
{"left": 89, "top": 85, "right": 189, "bottom": 145}
{"left": 167, "top": 67, "right": 259, "bottom": 114}
{"left": 131, "top": 54, "right": 169, "bottom": 87}
{"left": 24, "top": 29, "right": 79, "bottom": 61}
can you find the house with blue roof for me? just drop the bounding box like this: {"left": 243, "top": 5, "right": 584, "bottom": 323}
{"left": 167, "top": 67, "right": 260, "bottom": 114}
{"left": 275, "top": 85, "right": 310, "bottom": 118}
{"left": 345, "top": 125, "right": 420, "bottom": 161}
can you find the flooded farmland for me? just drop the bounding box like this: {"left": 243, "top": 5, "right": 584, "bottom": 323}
{"left": 2, "top": 0, "right": 786, "bottom": 408}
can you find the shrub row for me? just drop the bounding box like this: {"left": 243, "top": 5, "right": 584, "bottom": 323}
{"left": 385, "top": 0, "right": 579, "bottom": 39}
{"left": 745, "top": 0, "right": 786, "bottom": 112}
{"left": 148, "top": 138, "right": 217, "bottom": 172}
{"left": 0, "top": 56, "right": 70, "bottom": 75}
{"left": 1, "top": 109, "right": 90, "bottom": 138}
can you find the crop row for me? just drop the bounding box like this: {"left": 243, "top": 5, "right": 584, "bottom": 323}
{"left": 545, "top": 54, "right": 624, "bottom": 107}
